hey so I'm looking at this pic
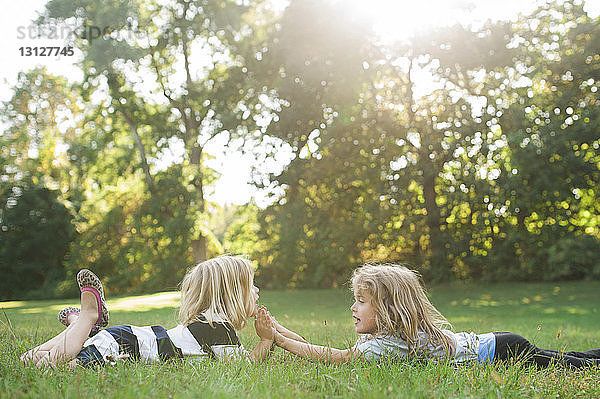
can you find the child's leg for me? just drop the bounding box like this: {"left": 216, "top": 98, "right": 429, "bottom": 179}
{"left": 21, "top": 317, "right": 87, "bottom": 366}
{"left": 533, "top": 348, "right": 600, "bottom": 368}
{"left": 21, "top": 326, "right": 72, "bottom": 365}
{"left": 68, "top": 314, "right": 80, "bottom": 325}
{"left": 563, "top": 348, "right": 600, "bottom": 359}
{"left": 21, "top": 291, "right": 98, "bottom": 368}
{"left": 56, "top": 290, "right": 98, "bottom": 360}
{"left": 492, "top": 332, "right": 533, "bottom": 359}
{"left": 58, "top": 306, "right": 104, "bottom": 337}
{"left": 493, "top": 332, "right": 600, "bottom": 368}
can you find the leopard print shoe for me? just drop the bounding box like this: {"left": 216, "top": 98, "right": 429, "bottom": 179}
{"left": 76, "top": 269, "right": 109, "bottom": 332}
{"left": 57, "top": 306, "right": 103, "bottom": 336}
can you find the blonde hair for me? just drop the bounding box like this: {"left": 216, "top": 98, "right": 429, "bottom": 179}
{"left": 178, "top": 255, "right": 255, "bottom": 330}
{"left": 351, "top": 264, "right": 455, "bottom": 357}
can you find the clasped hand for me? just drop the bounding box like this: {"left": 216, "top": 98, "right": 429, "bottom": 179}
{"left": 254, "top": 305, "right": 277, "bottom": 342}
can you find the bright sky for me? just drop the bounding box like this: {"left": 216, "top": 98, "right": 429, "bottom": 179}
{"left": 1, "top": 0, "right": 599, "bottom": 206}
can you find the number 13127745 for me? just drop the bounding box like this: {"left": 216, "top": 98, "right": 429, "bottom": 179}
{"left": 19, "top": 47, "right": 74, "bottom": 56}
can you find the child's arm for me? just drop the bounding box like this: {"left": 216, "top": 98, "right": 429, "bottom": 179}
{"left": 268, "top": 312, "right": 308, "bottom": 343}
{"left": 249, "top": 307, "right": 275, "bottom": 362}
{"left": 273, "top": 330, "right": 360, "bottom": 364}
{"left": 249, "top": 339, "right": 273, "bottom": 362}
{"left": 275, "top": 323, "right": 308, "bottom": 343}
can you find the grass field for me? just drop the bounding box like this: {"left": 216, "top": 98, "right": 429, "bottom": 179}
{"left": 1, "top": 281, "right": 599, "bottom": 398}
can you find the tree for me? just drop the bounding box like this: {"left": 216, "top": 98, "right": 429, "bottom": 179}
{"left": 383, "top": 22, "right": 516, "bottom": 280}
{"left": 0, "top": 69, "right": 83, "bottom": 299}
{"left": 40, "top": 0, "right": 265, "bottom": 264}
{"left": 255, "top": 3, "right": 519, "bottom": 283}
{"left": 254, "top": 0, "right": 599, "bottom": 284}
{"left": 491, "top": 0, "right": 600, "bottom": 279}
{"left": 0, "top": 183, "right": 75, "bottom": 299}
{"left": 248, "top": 0, "right": 390, "bottom": 286}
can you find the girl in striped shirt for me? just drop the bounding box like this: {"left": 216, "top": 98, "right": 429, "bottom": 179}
{"left": 21, "top": 256, "right": 297, "bottom": 368}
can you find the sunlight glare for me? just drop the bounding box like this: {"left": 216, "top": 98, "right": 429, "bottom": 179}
{"left": 348, "top": 0, "right": 473, "bottom": 41}
{"left": 345, "top": 0, "right": 544, "bottom": 42}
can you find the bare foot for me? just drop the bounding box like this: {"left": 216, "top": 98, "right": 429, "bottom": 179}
{"left": 67, "top": 313, "right": 79, "bottom": 325}
{"left": 79, "top": 291, "right": 99, "bottom": 324}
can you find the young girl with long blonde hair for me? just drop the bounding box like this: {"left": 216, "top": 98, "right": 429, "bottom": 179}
{"left": 260, "top": 264, "right": 600, "bottom": 368}
{"left": 21, "top": 255, "right": 300, "bottom": 368}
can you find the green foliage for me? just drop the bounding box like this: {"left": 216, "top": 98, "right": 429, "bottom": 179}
{"left": 221, "top": 203, "right": 263, "bottom": 255}
{"left": 67, "top": 170, "right": 202, "bottom": 294}
{"left": 484, "top": 0, "right": 600, "bottom": 280}
{"left": 0, "top": 182, "right": 74, "bottom": 299}
{"left": 250, "top": 0, "right": 390, "bottom": 287}
{"left": 2, "top": 0, "right": 599, "bottom": 295}
{"left": 253, "top": 0, "right": 600, "bottom": 285}
{"left": 0, "top": 68, "right": 83, "bottom": 299}
{"left": 543, "top": 234, "right": 600, "bottom": 279}
{"left": 39, "top": 0, "right": 265, "bottom": 265}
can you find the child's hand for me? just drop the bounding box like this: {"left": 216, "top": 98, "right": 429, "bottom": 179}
{"left": 254, "top": 306, "right": 275, "bottom": 341}
{"left": 260, "top": 307, "right": 284, "bottom": 332}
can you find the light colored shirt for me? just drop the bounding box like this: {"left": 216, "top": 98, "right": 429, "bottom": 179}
{"left": 354, "top": 330, "right": 495, "bottom": 363}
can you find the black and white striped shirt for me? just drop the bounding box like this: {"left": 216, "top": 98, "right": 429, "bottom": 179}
{"left": 76, "top": 316, "right": 247, "bottom": 367}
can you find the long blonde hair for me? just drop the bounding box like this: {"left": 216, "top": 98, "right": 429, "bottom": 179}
{"left": 178, "top": 255, "right": 255, "bottom": 330}
{"left": 351, "top": 264, "right": 455, "bottom": 357}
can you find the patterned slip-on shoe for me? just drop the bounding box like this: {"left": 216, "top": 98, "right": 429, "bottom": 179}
{"left": 58, "top": 306, "right": 80, "bottom": 327}
{"left": 57, "top": 306, "right": 103, "bottom": 337}
{"left": 77, "top": 269, "right": 109, "bottom": 332}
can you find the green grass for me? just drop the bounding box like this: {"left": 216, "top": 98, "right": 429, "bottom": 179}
{"left": 1, "top": 281, "right": 599, "bottom": 398}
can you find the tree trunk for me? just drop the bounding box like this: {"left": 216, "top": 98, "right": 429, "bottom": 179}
{"left": 192, "top": 238, "right": 208, "bottom": 263}
{"left": 179, "top": 29, "right": 209, "bottom": 264}
{"left": 121, "top": 111, "right": 155, "bottom": 194}
{"left": 422, "top": 159, "right": 449, "bottom": 281}
{"left": 405, "top": 56, "right": 449, "bottom": 280}
{"left": 190, "top": 144, "right": 207, "bottom": 263}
